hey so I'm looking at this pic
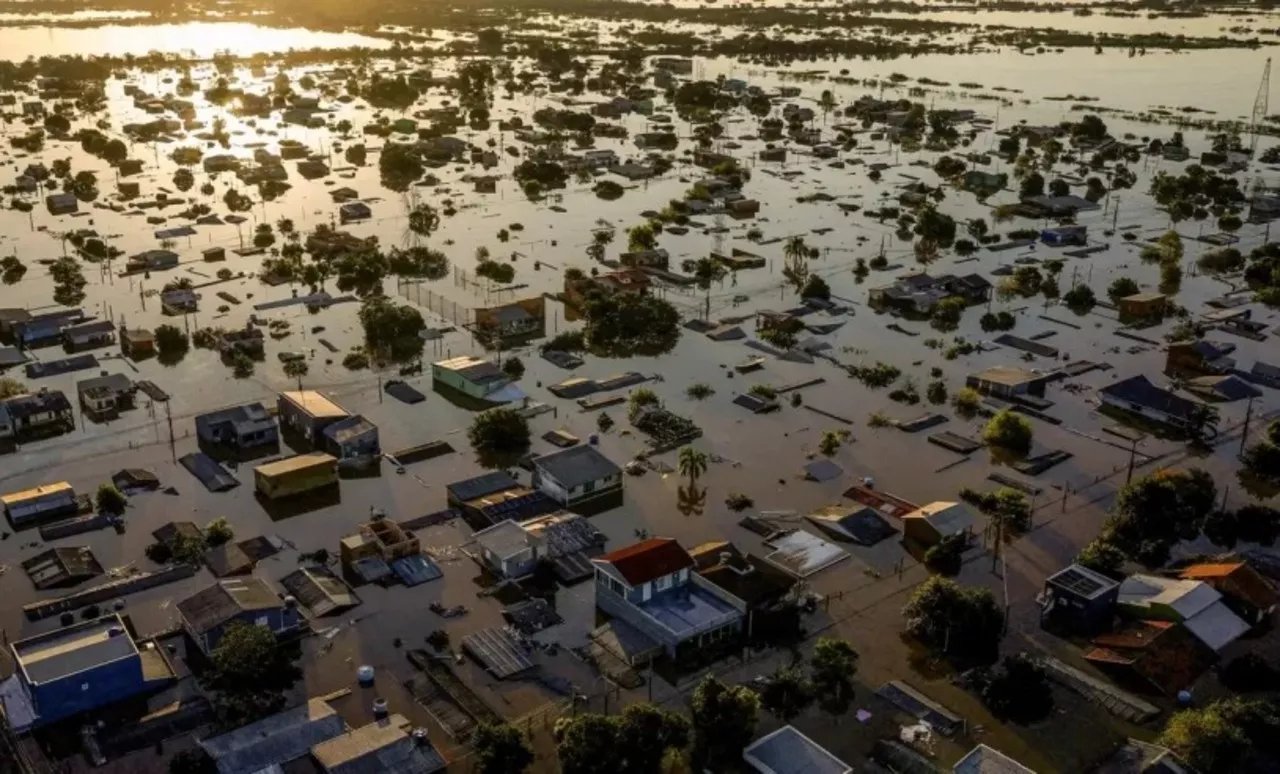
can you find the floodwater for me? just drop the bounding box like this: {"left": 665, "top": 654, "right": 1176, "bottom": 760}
{"left": 0, "top": 15, "right": 1278, "bottom": 771}
{"left": 0, "top": 10, "right": 151, "bottom": 23}
{"left": 0, "top": 22, "right": 392, "bottom": 60}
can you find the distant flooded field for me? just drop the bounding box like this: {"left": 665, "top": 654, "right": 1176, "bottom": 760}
{"left": 0, "top": 22, "right": 392, "bottom": 59}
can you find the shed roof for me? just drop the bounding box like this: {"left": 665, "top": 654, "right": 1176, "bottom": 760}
{"left": 971, "top": 366, "right": 1041, "bottom": 388}
{"left": 13, "top": 614, "right": 138, "bottom": 685}
{"left": 595, "top": 537, "right": 694, "bottom": 587}
{"left": 532, "top": 444, "right": 621, "bottom": 490}
{"left": 742, "top": 725, "right": 851, "bottom": 774}
{"left": 310, "top": 715, "right": 445, "bottom": 773}
{"left": 200, "top": 698, "right": 345, "bottom": 774}
{"left": 952, "top": 743, "right": 1037, "bottom": 774}
{"left": 177, "top": 578, "right": 283, "bottom": 635}
{"left": 1180, "top": 562, "right": 1278, "bottom": 610}
{"left": 256, "top": 452, "right": 338, "bottom": 478}
{"left": 472, "top": 520, "right": 533, "bottom": 561}
{"left": 433, "top": 355, "right": 506, "bottom": 385}
{"left": 280, "top": 390, "right": 348, "bottom": 419}
{"left": 902, "top": 502, "right": 975, "bottom": 536}
{"left": 1119, "top": 575, "right": 1220, "bottom": 619}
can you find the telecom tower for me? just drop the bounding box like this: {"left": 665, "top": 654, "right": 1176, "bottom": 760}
{"left": 1250, "top": 57, "right": 1271, "bottom": 159}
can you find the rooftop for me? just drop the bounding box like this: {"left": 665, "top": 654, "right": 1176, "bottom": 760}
{"left": 596, "top": 537, "right": 694, "bottom": 587}
{"left": 1119, "top": 575, "right": 1219, "bottom": 619}
{"left": 1180, "top": 562, "right": 1279, "bottom": 610}
{"left": 472, "top": 519, "right": 533, "bottom": 561}
{"left": 532, "top": 444, "right": 621, "bottom": 490}
{"left": 952, "top": 744, "right": 1037, "bottom": 774}
{"left": 971, "top": 366, "right": 1042, "bottom": 387}
{"left": 177, "top": 577, "right": 284, "bottom": 634}
{"left": 636, "top": 584, "right": 741, "bottom": 637}
{"left": 1099, "top": 375, "right": 1200, "bottom": 420}
{"left": 0, "top": 481, "right": 73, "bottom": 506}
{"left": 13, "top": 614, "right": 138, "bottom": 686}
{"left": 903, "top": 502, "right": 975, "bottom": 535}
{"left": 200, "top": 698, "right": 346, "bottom": 774}
{"left": 446, "top": 470, "right": 520, "bottom": 503}
{"left": 310, "top": 715, "right": 446, "bottom": 774}
{"left": 256, "top": 452, "right": 338, "bottom": 478}
{"left": 433, "top": 355, "right": 507, "bottom": 385}
{"left": 323, "top": 415, "right": 378, "bottom": 445}
{"left": 1046, "top": 564, "right": 1119, "bottom": 600}
{"left": 281, "top": 390, "right": 349, "bottom": 419}
{"left": 743, "top": 725, "right": 852, "bottom": 774}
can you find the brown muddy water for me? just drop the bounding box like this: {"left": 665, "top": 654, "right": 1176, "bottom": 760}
{"left": 0, "top": 16, "right": 1277, "bottom": 772}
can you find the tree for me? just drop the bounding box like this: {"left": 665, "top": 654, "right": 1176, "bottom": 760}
{"left": 408, "top": 203, "right": 440, "bottom": 240}
{"left": 556, "top": 704, "right": 689, "bottom": 774}
{"left": 472, "top": 723, "right": 534, "bottom": 774}
{"left": 1106, "top": 468, "right": 1217, "bottom": 566}
{"left": 678, "top": 446, "right": 709, "bottom": 485}
{"left": 818, "top": 430, "right": 842, "bottom": 457}
{"left": 502, "top": 356, "right": 525, "bottom": 380}
{"left": 800, "top": 274, "right": 830, "bottom": 301}
{"left": 760, "top": 666, "right": 814, "bottom": 723}
{"left": 924, "top": 534, "right": 966, "bottom": 575}
{"left": 358, "top": 296, "right": 424, "bottom": 364}
{"left": 783, "top": 236, "right": 809, "bottom": 287}
{"left": 1158, "top": 698, "right": 1280, "bottom": 774}
{"left": 628, "top": 387, "right": 660, "bottom": 421}
{"left": 1185, "top": 403, "right": 1220, "bottom": 447}
{"left": 204, "top": 622, "right": 301, "bottom": 725}
{"left": 690, "top": 677, "right": 759, "bottom": 772}
{"left": 952, "top": 387, "right": 982, "bottom": 418}
{"left": 979, "top": 654, "right": 1054, "bottom": 724}
{"left": 583, "top": 292, "right": 680, "bottom": 357}
{"left": 902, "top": 576, "right": 1004, "bottom": 665}
{"left": 932, "top": 296, "right": 967, "bottom": 330}
{"left": 810, "top": 637, "right": 858, "bottom": 721}
{"left": 154, "top": 324, "right": 190, "bottom": 364}
{"left": 283, "top": 359, "right": 308, "bottom": 381}
{"left": 468, "top": 407, "right": 531, "bottom": 468}
{"left": 96, "top": 483, "right": 127, "bottom": 517}
{"left": 628, "top": 222, "right": 659, "bottom": 252}
{"left": 205, "top": 518, "right": 234, "bottom": 547}
{"left": 1020, "top": 171, "right": 1045, "bottom": 198}
{"left": 964, "top": 487, "right": 1032, "bottom": 534}
{"left": 0, "top": 377, "right": 27, "bottom": 399}
{"left": 983, "top": 410, "right": 1033, "bottom": 456}
{"left": 1062, "top": 284, "right": 1096, "bottom": 311}
{"left": 1108, "top": 276, "right": 1140, "bottom": 303}
{"left": 1076, "top": 537, "right": 1126, "bottom": 578}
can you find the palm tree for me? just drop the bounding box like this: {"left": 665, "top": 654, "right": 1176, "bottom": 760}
{"left": 784, "top": 235, "right": 809, "bottom": 287}
{"left": 677, "top": 446, "right": 709, "bottom": 485}
{"left": 1185, "top": 403, "right": 1220, "bottom": 448}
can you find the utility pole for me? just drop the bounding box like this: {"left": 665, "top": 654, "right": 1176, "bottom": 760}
{"left": 1239, "top": 397, "right": 1255, "bottom": 457}
{"left": 1126, "top": 435, "right": 1140, "bottom": 484}
{"left": 165, "top": 399, "right": 175, "bottom": 463}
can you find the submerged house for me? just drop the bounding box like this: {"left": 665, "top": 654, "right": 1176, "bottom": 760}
{"left": 869, "top": 272, "right": 991, "bottom": 315}
{"left": 531, "top": 444, "right": 623, "bottom": 512}
{"left": 1, "top": 390, "right": 74, "bottom": 436}
{"left": 592, "top": 537, "right": 745, "bottom": 661}
{"left": 194, "top": 403, "right": 279, "bottom": 449}
{"left": 2, "top": 614, "right": 176, "bottom": 731}
{"left": 177, "top": 578, "right": 301, "bottom": 655}
{"left": 1098, "top": 375, "right": 1202, "bottom": 431}
{"left": 1118, "top": 574, "right": 1250, "bottom": 652}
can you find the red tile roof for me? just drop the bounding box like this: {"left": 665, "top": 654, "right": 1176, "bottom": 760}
{"left": 1181, "top": 562, "right": 1278, "bottom": 611}
{"left": 597, "top": 537, "right": 693, "bottom": 587}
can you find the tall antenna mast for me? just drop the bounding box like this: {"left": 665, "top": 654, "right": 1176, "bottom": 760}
{"left": 1251, "top": 57, "right": 1271, "bottom": 159}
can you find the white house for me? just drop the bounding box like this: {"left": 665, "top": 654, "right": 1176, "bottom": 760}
{"left": 531, "top": 445, "right": 623, "bottom": 510}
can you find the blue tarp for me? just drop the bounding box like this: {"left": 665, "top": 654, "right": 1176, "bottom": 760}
{"left": 391, "top": 555, "right": 442, "bottom": 587}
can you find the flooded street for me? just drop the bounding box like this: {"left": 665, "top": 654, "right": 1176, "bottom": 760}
{"left": 0, "top": 6, "right": 1278, "bottom": 772}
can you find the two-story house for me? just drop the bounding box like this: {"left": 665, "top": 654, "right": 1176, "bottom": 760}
{"left": 177, "top": 578, "right": 301, "bottom": 655}
{"left": 592, "top": 538, "right": 745, "bottom": 663}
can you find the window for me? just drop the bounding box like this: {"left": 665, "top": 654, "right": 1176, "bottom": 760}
{"left": 256, "top": 615, "right": 270, "bottom": 628}
{"left": 654, "top": 574, "right": 672, "bottom": 592}
{"left": 583, "top": 480, "right": 596, "bottom": 494}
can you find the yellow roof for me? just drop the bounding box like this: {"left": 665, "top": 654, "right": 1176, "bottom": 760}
{"left": 280, "top": 390, "right": 347, "bottom": 419}
{"left": 1, "top": 481, "right": 73, "bottom": 505}
{"left": 255, "top": 452, "right": 336, "bottom": 477}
